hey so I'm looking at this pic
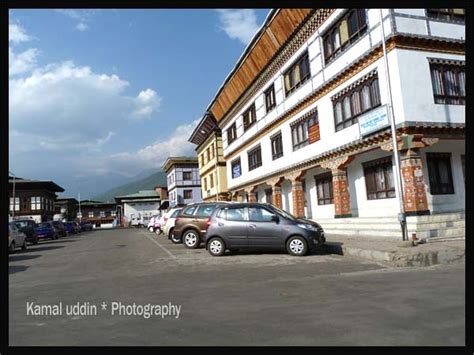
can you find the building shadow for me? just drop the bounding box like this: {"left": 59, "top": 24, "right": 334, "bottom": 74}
{"left": 21, "top": 245, "right": 65, "bottom": 253}
{"left": 9, "top": 265, "right": 29, "bottom": 275}
{"left": 9, "top": 254, "right": 42, "bottom": 263}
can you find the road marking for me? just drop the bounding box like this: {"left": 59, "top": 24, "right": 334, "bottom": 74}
{"left": 140, "top": 231, "right": 177, "bottom": 259}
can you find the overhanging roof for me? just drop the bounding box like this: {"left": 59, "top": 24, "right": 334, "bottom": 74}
{"left": 9, "top": 179, "right": 65, "bottom": 193}
{"left": 188, "top": 113, "right": 218, "bottom": 147}
{"left": 161, "top": 157, "right": 199, "bottom": 173}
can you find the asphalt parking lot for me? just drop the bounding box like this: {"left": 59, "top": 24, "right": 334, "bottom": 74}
{"left": 9, "top": 227, "right": 465, "bottom": 346}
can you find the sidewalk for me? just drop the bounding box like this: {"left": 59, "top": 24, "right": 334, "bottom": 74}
{"left": 323, "top": 234, "right": 465, "bottom": 267}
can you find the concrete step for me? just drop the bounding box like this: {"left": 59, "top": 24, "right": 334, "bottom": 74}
{"left": 324, "top": 229, "right": 402, "bottom": 238}
{"left": 319, "top": 219, "right": 464, "bottom": 231}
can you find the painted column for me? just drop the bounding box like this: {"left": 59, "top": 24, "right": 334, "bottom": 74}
{"left": 248, "top": 191, "right": 257, "bottom": 203}
{"left": 291, "top": 180, "right": 305, "bottom": 218}
{"left": 272, "top": 185, "right": 283, "bottom": 209}
{"left": 332, "top": 168, "right": 352, "bottom": 218}
{"left": 400, "top": 149, "right": 430, "bottom": 216}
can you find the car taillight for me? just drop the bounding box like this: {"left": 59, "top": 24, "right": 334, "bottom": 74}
{"left": 205, "top": 217, "right": 211, "bottom": 230}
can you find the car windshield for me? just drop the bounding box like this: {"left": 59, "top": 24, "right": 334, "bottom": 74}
{"left": 269, "top": 205, "right": 297, "bottom": 221}
{"left": 38, "top": 222, "right": 50, "bottom": 228}
{"left": 14, "top": 221, "right": 28, "bottom": 228}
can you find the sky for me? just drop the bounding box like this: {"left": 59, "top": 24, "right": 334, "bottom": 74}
{"left": 9, "top": 9, "right": 270, "bottom": 198}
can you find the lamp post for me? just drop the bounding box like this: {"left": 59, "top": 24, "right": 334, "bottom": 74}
{"left": 378, "top": 9, "right": 408, "bottom": 241}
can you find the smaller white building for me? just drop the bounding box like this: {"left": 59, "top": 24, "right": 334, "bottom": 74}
{"left": 115, "top": 190, "right": 165, "bottom": 226}
{"left": 161, "top": 157, "right": 202, "bottom": 208}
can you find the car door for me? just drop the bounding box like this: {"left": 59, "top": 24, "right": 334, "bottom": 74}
{"left": 247, "top": 206, "right": 282, "bottom": 249}
{"left": 213, "top": 206, "right": 248, "bottom": 248}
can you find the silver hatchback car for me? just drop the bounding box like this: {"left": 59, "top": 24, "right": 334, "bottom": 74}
{"left": 9, "top": 222, "right": 28, "bottom": 253}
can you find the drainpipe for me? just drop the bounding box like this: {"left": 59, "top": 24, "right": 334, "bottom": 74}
{"left": 379, "top": 9, "right": 408, "bottom": 241}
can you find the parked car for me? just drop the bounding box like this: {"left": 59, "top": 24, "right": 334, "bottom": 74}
{"left": 163, "top": 208, "right": 182, "bottom": 240}
{"left": 52, "top": 221, "right": 67, "bottom": 237}
{"left": 172, "top": 202, "right": 231, "bottom": 248}
{"left": 204, "top": 203, "right": 326, "bottom": 257}
{"left": 64, "top": 221, "right": 80, "bottom": 234}
{"left": 9, "top": 222, "right": 28, "bottom": 253}
{"left": 12, "top": 219, "right": 39, "bottom": 245}
{"left": 35, "top": 221, "right": 58, "bottom": 240}
{"left": 73, "top": 221, "right": 82, "bottom": 233}
{"left": 80, "top": 221, "right": 93, "bottom": 231}
{"left": 147, "top": 215, "right": 163, "bottom": 234}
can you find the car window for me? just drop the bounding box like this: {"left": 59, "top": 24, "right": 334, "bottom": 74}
{"left": 14, "top": 221, "right": 28, "bottom": 228}
{"left": 248, "top": 207, "right": 275, "bottom": 222}
{"left": 195, "top": 204, "right": 217, "bottom": 218}
{"left": 225, "top": 207, "right": 246, "bottom": 222}
{"left": 9, "top": 223, "right": 18, "bottom": 231}
{"left": 170, "top": 209, "right": 180, "bottom": 218}
{"left": 182, "top": 206, "right": 197, "bottom": 216}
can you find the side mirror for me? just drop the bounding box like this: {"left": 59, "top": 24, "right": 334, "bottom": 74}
{"left": 271, "top": 215, "right": 280, "bottom": 223}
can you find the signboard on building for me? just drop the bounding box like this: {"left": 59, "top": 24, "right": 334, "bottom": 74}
{"left": 308, "top": 123, "right": 320, "bottom": 144}
{"left": 232, "top": 162, "right": 241, "bottom": 178}
{"left": 358, "top": 105, "right": 389, "bottom": 136}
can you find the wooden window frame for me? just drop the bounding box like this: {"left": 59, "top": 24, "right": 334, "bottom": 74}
{"left": 426, "top": 153, "right": 455, "bottom": 195}
{"left": 247, "top": 145, "right": 262, "bottom": 171}
{"left": 227, "top": 123, "right": 237, "bottom": 144}
{"left": 363, "top": 157, "right": 396, "bottom": 200}
{"left": 291, "top": 111, "right": 319, "bottom": 151}
{"left": 183, "top": 190, "right": 193, "bottom": 199}
{"left": 283, "top": 51, "right": 311, "bottom": 96}
{"left": 315, "top": 173, "right": 334, "bottom": 205}
{"left": 333, "top": 75, "right": 381, "bottom": 132}
{"left": 264, "top": 84, "right": 276, "bottom": 113}
{"left": 271, "top": 131, "right": 283, "bottom": 160}
{"left": 429, "top": 63, "right": 465, "bottom": 105}
{"left": 323, "top": 9, "right": 367, "bottom": 65}
{"left": 243, "top": 103, "right": 257, "bottom": 131}
{"left": 426, "top": 8, "right": 465, "bottom": 23}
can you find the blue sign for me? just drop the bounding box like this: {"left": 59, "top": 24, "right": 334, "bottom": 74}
{"left": 232, "top": 163, "right": 241, "bottom": 178}
{"left": 358, "top": 105, "right": 389, "bottom": 136}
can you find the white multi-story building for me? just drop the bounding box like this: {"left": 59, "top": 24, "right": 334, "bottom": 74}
{"left": 161, "top": 157, "right": 202, "bottom": 207}
{"left": 204, "top": 9, "right": 465, "bottom": 238}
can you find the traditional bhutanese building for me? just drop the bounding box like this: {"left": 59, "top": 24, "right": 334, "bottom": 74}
{"left": 188, "top": 113, "right": 230, "bottom": 202}
{"left": 203, "top": 8, "right": 465, "bottom": 239}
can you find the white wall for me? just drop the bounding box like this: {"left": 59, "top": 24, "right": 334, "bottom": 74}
{"left": 124, "top": 201, "right": 161, "bottom": 222}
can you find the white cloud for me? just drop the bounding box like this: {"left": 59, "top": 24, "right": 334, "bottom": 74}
{"left": 9, "top": 61, "right": 162, "bottom": 153}
{"left": 9, "top": 47, "right": 39, "bottom": 76}
{"left": 216, "top": 9, "right": 260, "bottom": 45}
{"left": 76, "top": 22, "right": 89, "bottom": 31}
{"left": 9, "top": 23, "right": 32, "bottom": 43}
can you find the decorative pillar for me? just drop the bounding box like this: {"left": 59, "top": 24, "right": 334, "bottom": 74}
{"left": 248, "top": 191, "right": 257, "bottom": 203}
{"left": 272, "top": 186, "right": 283, "bottom": 209}
{"left": 287, "top": 171, "right": 307, "bottom": 218}
{"left": 321, "top": 156, "right": 354, "bottom": 218}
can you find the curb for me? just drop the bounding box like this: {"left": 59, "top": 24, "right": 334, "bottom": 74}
{"left": 324, "top": 243, "right": 465, "bottom": 267}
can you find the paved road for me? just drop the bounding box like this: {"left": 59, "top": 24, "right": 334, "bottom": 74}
{"left": 9, "top": 228, "right": 465, "bottom": 346}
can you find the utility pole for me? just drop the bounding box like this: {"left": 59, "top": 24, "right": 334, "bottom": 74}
{"left": 78, "top": 192, "right": 82, "bottom": 223}
{"left": 214, "top": 130, "right": 220, "bottom": 202}
{"left": 379, "top": 9, "right": 408, "bottom": 241}
{"left": 9, "top": 171, "right": 16, "bottom": 219}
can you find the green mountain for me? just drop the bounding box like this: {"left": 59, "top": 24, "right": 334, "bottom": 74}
{"left": 93, "top": 171, "right": 167, "bottom": 202}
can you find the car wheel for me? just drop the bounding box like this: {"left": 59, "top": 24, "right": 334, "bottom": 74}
{"left": 286, "top": 236, "right": 308, "bottom": 256}
{"left": 183, "top": 230, "right": 200, "bottom": 249}
{"left": 208, "top": 237, "right": 225, "bottom": 257}
{"left": 21, "top": 240, "right": 27, "bottom": 251}
{"left": 168, "top": 228, "right": 174, "bottom": 240}
{"left": 9, "top": 242, "right": 15, "bottom": 254}
{"left": 148, "top": 226, "right": 154, "bottom": 233}
{"left": 155, "top": 228, "right": 162, "bottom": 235}
{"left": 170, "top": 232, "right": 182, "bottom": 244}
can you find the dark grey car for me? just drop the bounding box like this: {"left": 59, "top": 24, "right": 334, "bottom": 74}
{"left": 204, "top": 203, "right": 325, "bottom": 256}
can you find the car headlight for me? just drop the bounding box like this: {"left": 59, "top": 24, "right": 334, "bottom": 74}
{"left": 297, "top": 223, "right": 319, "bottom": 231}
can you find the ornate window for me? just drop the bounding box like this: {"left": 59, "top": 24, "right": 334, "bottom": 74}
{"left": 243, "top": 103, "right": 257, "bottom": 131}
{"left": 271, "top": 131, "right": 283, "bottom": 160}
{"left": 363, "top": 157, "right": 396, "bottom": 200}
{"left": 227, "top": 123, "right": 237, "bottom": 144}
{"left": 429, "top": 60, "right": 465, "bottom": 105}
{"left": 427, "top": 153, "right": 454, "bottom": 195}
{"left": 315, "top": 174, "right": 333, "bottom": 205}
{"left": 248, "top": 145, "right": 262, "bottom": 171}
{"left": 291, "top": 110, "right": 319, "bottom": 151}
{"left": 426, "top": 8, "right": 465, "bottom": 22}
{"left": 264, "top": 84, "right": 276, "bottom": 112}
{"left": 283, "top": 51, "right": 311, "bottom": 96}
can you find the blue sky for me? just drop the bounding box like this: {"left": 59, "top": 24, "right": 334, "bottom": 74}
{"left": 9, "top": 9, "right": 270, "bottom": 197}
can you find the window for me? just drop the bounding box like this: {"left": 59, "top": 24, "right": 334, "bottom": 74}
{"left": 363, "top": 157, "right": 396, "bottom": 200}
{"left": 248, "top": 207, "right": 275, "bottom": 222}
{"left": 231, "top": 158, "right": 241, "bottom": 179}
{"left": 283, "top": 52, "right": 310, "bottom": 96}
{"left": 227, "top": 123, "right": 237, "bottom": 144}
{"left": 271, "top": 132, "right": 283, "bottom": 160}
{"left": 248, "top": 145, "right": 262, "bottom": 171}
{"left": 427, "top": 8, "right": 465, "bottom": 22}
{"left": 89, "top": 211, "right": 94, "bottom": 218}
{"left": 203, "top": 177, "right": 207, "bottom": 191}
{"left": 196, "top": 204, "right": 217, "bottom": 217}
{"left": 184, "top": 190, "right": 193, "bottom": 199}
{"left": 264, "top": 84, "right": 276, "bottom": 112}
{"left": 225, "top": 207, "right": 246, "bottom": 222}
{"left": 111, "top": 211, "right": 116, "bottom": 217}
{"left": 430, "top": 61, "right": 465, "bottom": 105}
{"left": 183, "top": 205, "right": 197, "bottom": 216}
{"left": 100, "top": 211, "right": 105, "bottom": 218}
{"left": 10, "top": 197, "right": 20, "bottom": 212}
{"left": 427, "top": 153, "right": 454, "bottom": 195}
{"left": 31, "top": 196, "right": 42, "bottom": 210}
{"left": 243, "top": 104, "right": 257, "bottom": 131}
{"left": 210, "top": 144, "right": 214, "bottom": 159}
{"left": 265, "top": 189, "right": 273, "bottom": 204}
{"left": 323, "top": 9, "right": 367, "bottom": 64}
{"left": 333, "top": 75, "right": 381, "bottom": 132}
{"left": 170, "top": 209, "right": 180, "bottom": 218}
{"left": 315, "top": 174, "right": 334, "bottom": 205}
{"left": 210, "top": 173, "right": 214, "bottom": 188}
{"left": 183, "top": 171, "right": 193, "bottom": 180}
{"left": 291, "top": 111, "right": 319, "bottom": 150}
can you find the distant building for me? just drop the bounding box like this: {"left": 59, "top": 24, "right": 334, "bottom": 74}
{"left": 78, "top": 200, "right": 117, "bottom": 228}
{"left": 154, "top": 185, "right": 169, "bottom": 200}
{"left": 188, "top": 113, "right": 230, "bottom": 201}
{"left": 115, "top": 190, "right": 168, "bottom": 227}
{"left": 54, "top": 198, "right": 78, "bottom": 222}
{"left": 9, "top": 177, "right": 64, "bottom": 223}
{"left": 161, "top": 157, "right": 202, "bottom": 207}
